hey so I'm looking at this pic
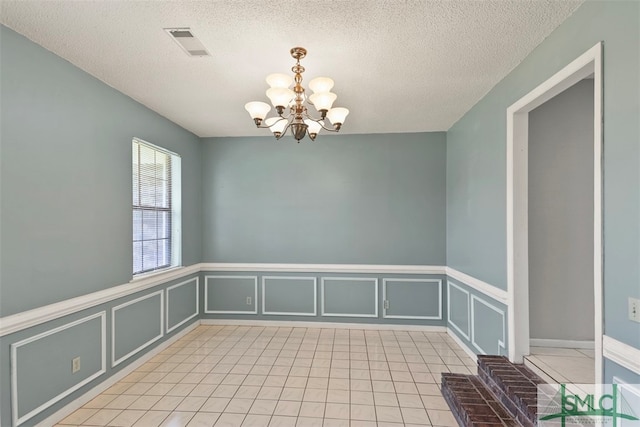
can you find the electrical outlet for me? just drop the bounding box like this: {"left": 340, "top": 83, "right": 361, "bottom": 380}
{"left": 72, "top": 357, "right": 81, "bottom": 373}
{"left": 629, "top": 297, "right": 640, "bottom": 323}
{"left": 246, "top": 296, "right": 252, "bottom": 305}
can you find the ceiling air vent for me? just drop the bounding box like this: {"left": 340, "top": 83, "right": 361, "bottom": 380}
{"left": 164, "top": 28, "right": 210, "bottom": 57}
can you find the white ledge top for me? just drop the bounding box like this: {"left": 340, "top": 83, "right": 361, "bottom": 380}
{"left": 200, "top": 263, "right": 446, "bottom": 274}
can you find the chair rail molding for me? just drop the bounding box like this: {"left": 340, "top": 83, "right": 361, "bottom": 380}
{"left": 446, "top": 267, "right": 509, "bottom": 304}
{"left": 2, "top": 263, "right": 518, "bottom": 338}
{"left": 0, "top": 264, "right": 200, "bottom": 337}
{"left": 200, "top": 262, "right": 447, "bottom": 274}
{"left": 602, "top": 335, "right": 640, "bottom": 375}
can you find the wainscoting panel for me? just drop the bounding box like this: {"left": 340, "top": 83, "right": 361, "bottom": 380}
{"left": 204, "top": 275, "right": 258, "bottom": 314}
{"left": 262, "top": 276, "right": 317, "bottom": 316}
{"left": 471, "top": 294, "right": 506, "bottom": 355}
{"left": 445, "top": 277, "right": 508, "bottom": 357}
{"left": 166, "top": 277, "right": 199, "bottom": 333}
{"left": 612, "top": 376, "right": 640, "bottom": 417}
{"left": 10, "top": 312, "right": 106, "bottom": 426}
{"left": 447, "top": 281, "right": 470, "bottom": 340}
{"left": 0, "top": 263, "right": 511, "bottom": 426}
{"left": 111, "top": 291, "right": 164, "bottom": 367}
{"left": 1, "top": 269, "right": 199, "bottom": 427}
{"left": 321, "top": 277, "right": 378, "bottom": 318}
{"left": 382, "top": 278, "right": 442, "bottom": 319}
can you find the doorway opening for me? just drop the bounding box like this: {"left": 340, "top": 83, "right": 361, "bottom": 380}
{"left": 506, "top": 42, "right": 603, "bottom": 385}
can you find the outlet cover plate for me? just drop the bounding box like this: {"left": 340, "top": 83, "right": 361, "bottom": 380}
{"left": 629, "top": 297, "right": 640, "bottom": 323}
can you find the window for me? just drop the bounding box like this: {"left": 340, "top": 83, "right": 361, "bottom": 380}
{"left": 132, "top": 138, "right": 181, "bottom": 275}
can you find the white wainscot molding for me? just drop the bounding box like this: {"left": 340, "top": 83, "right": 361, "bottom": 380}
{"left": 382, "top": 278, "right": 442, "bottom": 320}
{"left": 0, "top": 265, "right": 200, "bottom": 337}
{"left": 446, "top": 267, "right": 509, "bottom": 304}
{"left": 603, "top": 335, "right": 640, "bottom": 375}
{"left": 262, "top": 276, "right": 317, "bottom": 316}
{"left": 447, "top": 281, "right": 470, "bottom": 340}
{"left": 2, "top": 263, "right": 489, "bottom": 338}
{"left": 111, "top": 290, "right": 164, "bottom": 367}
{"left": 470, "top": 294, "right": 506, "bottom": 355}
{"left": 11, "top": 312, "right": 106, "bottom": 426}
{"left": 37, "top": 321, "right": 200, "bottom": 427}
{"left": 320, "top": 277, "right": 378, "bottom": 318}
{"left": 204, "top": 275, "right": 258, "bottom": 314}
{"left": 166, "top": 277, "right": 200, "bottom": 333}
{"left": 201, "top": 262, "right": 446, "bottom": 275}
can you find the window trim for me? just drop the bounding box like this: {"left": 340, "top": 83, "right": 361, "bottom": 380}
{"left": 132, "top": 137, "right": 182, "bottom": 277}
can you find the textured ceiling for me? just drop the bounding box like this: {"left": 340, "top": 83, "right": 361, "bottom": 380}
{"left": 1, "top": 0, "right": 582, "bottom": 137}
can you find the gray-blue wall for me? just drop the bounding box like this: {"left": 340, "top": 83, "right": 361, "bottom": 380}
{"left": 201, "top": 133, "right": 447, "bottom": 265}
{"left": 0, "top": 25, "right": 204, "bottom": 425}
{"left": 446, "top": 1, "right": 640, "bottom": 366}
{"left": 0, "top": 25, "right": 203, "bottom": 316}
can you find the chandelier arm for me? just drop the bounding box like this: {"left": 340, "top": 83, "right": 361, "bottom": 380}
{"left": 275, "top": 119, "right": 293, "bottom": 140}
{"left": 255, "top": 115, "right": 291, "bottom": 129}
{"left": 302, "top": 112, "right": 318, "bottom": 121}
{"left": 318, "top": 123, "right": 339, "bottom": 133}
{"left": 302, "top": 114, "right": 340, "bottom": 133}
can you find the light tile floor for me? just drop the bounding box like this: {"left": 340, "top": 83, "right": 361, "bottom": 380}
{"left": 525, "top": 346, "right": 595, "bottom": 395}
{"left": 55, "top": 325, "right": 477, "bottom": 427}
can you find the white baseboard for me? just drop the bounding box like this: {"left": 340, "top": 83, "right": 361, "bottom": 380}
{"left": 36, "top": 321, "right": 200, "bottom": 427}
{"left": 530, "top": 338, "right": 595, "bottom": 349}
{"left": 201, "top": 318, "right": 447, "bottom": 332}
{"left": 447, "top": 328, "right": 478, "bottom": 361}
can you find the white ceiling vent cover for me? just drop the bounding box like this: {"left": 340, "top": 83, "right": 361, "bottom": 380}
{"left": 164, "top": 28, "right": 209, "bottom": 57}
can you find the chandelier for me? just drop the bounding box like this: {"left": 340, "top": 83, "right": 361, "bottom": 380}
{"left": 244, "top": 47, "right": 349, "bottom": 142}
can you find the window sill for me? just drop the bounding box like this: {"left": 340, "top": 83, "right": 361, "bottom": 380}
{"left": 130, "top": 266, "right": 184, "bottom": 283}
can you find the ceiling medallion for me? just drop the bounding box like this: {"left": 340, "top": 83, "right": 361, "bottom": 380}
{"left": 245, "top": 47, "right": 349, "bottom": 142}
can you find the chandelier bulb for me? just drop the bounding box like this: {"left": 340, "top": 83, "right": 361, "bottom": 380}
{"left": 266, "top": 73, "right": 293, "bottom": 89}
{"left": 309, "top": 77, "right": 334, "bottom": 94}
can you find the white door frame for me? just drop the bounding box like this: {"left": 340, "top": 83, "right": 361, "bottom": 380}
{"left": 506, "top": 42, "right": 603, "bottom": 384}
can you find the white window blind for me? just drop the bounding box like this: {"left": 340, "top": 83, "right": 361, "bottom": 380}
{"left": 132, "top": 138, "right": 179, "bottom": 275}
